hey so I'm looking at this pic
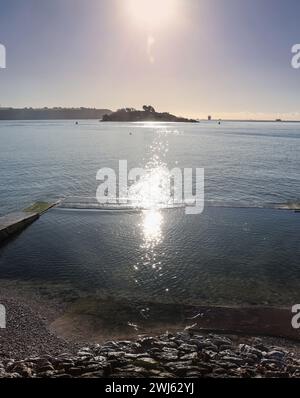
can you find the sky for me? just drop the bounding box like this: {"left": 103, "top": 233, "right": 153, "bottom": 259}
{"left": 0, "top": 0, "right": 300, "bottom": 119}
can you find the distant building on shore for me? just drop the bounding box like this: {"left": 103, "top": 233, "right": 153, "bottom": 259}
{"left": 208, "top": 115, "right": 212, "bottom": 121}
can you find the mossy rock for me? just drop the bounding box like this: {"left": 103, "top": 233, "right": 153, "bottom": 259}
{"left": 24, "top": 201, "right": 56, "bottom": 215}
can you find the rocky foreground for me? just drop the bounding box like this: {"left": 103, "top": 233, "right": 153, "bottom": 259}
{"left": 1, "top": 331, "right": 300, "bottom": 378}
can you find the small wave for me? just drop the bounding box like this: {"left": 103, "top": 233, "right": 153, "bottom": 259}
{"left": 56, "top": 196, "right": 300, "bottom": 212}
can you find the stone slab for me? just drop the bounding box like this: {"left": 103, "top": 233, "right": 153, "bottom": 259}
{"left": 0, "top": 211, "right": 39, "bottom": 243}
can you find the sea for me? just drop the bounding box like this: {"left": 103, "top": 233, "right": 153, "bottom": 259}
{"left": 0, "top": 120, "right": 299, "bottom": 307}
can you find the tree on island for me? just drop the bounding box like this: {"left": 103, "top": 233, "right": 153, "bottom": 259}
{"left": 143, "top": 105, "right": 156, "bottom": 113}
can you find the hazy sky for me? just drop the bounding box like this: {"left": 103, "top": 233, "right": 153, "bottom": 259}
{"left": 1, "top": 0, "right": 300, "bottom": 119}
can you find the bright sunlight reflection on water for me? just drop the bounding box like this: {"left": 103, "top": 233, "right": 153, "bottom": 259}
{"left": 128, "top": 165, "right": 172, "bottom": 209}
{"left": 133, "top": 209, "right": 165, "bottom": 287}
{"left": 131, "top": 130, "right": 171, "bottom": 291}
{"left": 141, "top": 209, "right": 163, "bottom": 247}
{"left": 128, "top": 129, "right": 172, "bottom": 210}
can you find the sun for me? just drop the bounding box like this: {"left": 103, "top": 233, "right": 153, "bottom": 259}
{"left": 126, "top": 0, "right": 177, "bottom": 30}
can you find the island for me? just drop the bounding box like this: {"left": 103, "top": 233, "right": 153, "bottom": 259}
{"left": 102, "top": 105, "right": 198, "bottom": 123}
{"left": 0, "top": 107, "right": 112, "bottom": 120}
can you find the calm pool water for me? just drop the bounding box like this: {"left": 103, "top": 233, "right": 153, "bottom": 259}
{"left": 0, "top": 206, "right": 299, "bottom": 306}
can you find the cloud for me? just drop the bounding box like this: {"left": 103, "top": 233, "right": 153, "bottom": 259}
{"left": 147, "top": 35, "right": 155, "bottom": 64}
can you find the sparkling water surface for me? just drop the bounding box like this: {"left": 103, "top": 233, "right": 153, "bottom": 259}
{"left": 0, "top": 207, "right": 299, "bottom": 306}
{"left": 0, "top": 120, "right": 299, "bottom": 214}
{"left": 0, "top": 120, "right": 299, "bottom": 307}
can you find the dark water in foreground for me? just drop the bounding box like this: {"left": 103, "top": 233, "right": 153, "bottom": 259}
{"left": 0, "top": 207, "right": 299, "bottom": 307}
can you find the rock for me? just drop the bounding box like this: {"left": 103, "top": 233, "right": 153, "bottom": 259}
{"left": 260, "top": 358, "right": 284, "bottom": 367}
{"left": 36, "top": 364, "right": 55, "bottom": 373}
{"left": 0, "top": 330, "right": 299, "bottom": 378}
{"left": 253, "top": 343, "right": 269, "bottom": 352}
{"left": 197, "top": 341, "right": 219, "bottom": 351}
{"left": 209, "top": 335, "right": 232, "bottom": 347}
{"left": 157, "top": 372, "right": 176, "bottom": 378}
{"left": 265, "top": 350, "right": 286, "bottom": 361}
{"left": 57, "top": 353, "right": 73, "bottom": 358}
{"left": 79, "top": 347, "right": 91, "bottom": 352}
{"left": 56, "top": 361, "right": 75, "bottom": 370}
{"left": 37, "top": 370, "right": 55, "bottom": 378}
{"left": 82, "top": 363, "right": 105, "bottom": 372}
{"left": 11, "top": 362, "right": 32, "bottom": 377}
{"left": 106, "top": 359, "right": 126, "bottom": 370}
{"left": 134, "top": 357, "right": 160, "bottom": 370}
{"left": 107, "top": 351, "right": 125, "bottom": 360}
{"left": 185, "top": 371, "right": 201, "bottom": 378}
{"left": 221, "top": 356, "right": 246, "bottom": 366}
{"left": 264, "top": 371, "right": 290, "bottom": 378}
{"left": 153, "top": 341, "right": 178, "bottom": 349}
{"left": 53, "top": 373, "right": 72, "bottom": 378}
{"left": 114, "top": 366, "right": 149, "bottom": 377}
{"left": 165, "top": 361, "right": 195, "bottom": 376}
{"left": 77, "top": 351, "right": 94, "bottom": 358}
{"left": 178, "top": 344, "right": 198, "bottom": 353}
{"left": 202, "top": 350, "right": 218, "bottom": 360}
{"left": 102, "top": 342, "right": 120, "bottom": 350}
{"left": 138, "top": 337, "right": 156, "bottom": 350}
{"left": 180, "top": 352, "right": 198, "bottom": 362}
{"left": 68, "top": 367, "right": 85, "bottom": 376}
{"left": 124, "top": 353, "right": 140, "bottom": 360}
{"left": 81, "top": 371, "right": 104, "bottom": 378}
{"left": 219, "top": 349, "right": 237, "bottom": 357}
{"left": 3, "top": 372, "right": 22, "bottom": 378}
{"left": 93, "top": 356, "right": 106, "bottom": 362}
{"left": 239, "top": 344, "right": 263, "bottom": 359}
{"left": 176, "top": 332, "right": 192, "bottom": 341}
{"left": 156, "top": 350, "right": 178, "bottom": 362}
{"left": 212, "top": 361, "right": 238, "bottom": 369}
{"left": 213, "top": 367, "right": 229, "bottom": 375}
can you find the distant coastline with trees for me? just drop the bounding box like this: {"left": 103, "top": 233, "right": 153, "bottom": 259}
{"left": 0, "top": 107, "right": 112, "bottom": 120}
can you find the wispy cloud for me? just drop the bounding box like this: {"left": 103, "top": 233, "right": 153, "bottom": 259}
{"left": 147, "top": 35, "right": 155, "bottom": 64}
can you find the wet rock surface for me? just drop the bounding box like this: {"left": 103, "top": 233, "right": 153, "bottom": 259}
{"left": 1, "top": 331, "right": 300, "bottom": 378}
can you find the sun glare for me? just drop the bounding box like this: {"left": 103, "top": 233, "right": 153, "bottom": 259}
{"left": 142, "top": 209, "right": 163, "bottom": 246}
{"left": 127, "top": 0, "right": 177, "bottom": 30}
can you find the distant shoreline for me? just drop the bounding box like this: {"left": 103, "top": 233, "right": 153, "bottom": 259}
{"left": 0, "top": 117, "right": 300, "bottom": 123}
{"left": 203, "top": 119, "right": 300, "bottom": 123}
{"left": 0, "top": 106, "right": 300, "bottom": 122}
{"left": 0, "top": 108, "right": 112, "bottom": 121}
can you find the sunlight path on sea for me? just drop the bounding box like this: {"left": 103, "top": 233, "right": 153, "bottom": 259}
{"left": 129, "top": 128, "right": 173, "bottom": 293}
